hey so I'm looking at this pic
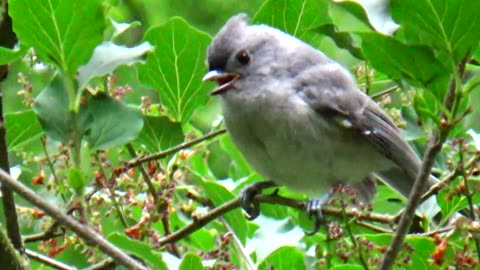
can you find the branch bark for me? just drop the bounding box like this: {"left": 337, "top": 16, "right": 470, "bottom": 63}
{"left": 0, "top": 169, "right": 147, "bottom": 270}
{"left": 378, "top": 53, "right": 470, "bottom": 270}
{"left": 128, "top": 128, "right": 226, "bottom": 167}
{"left": 0, "top": 3, "right": 25, "bottom": 267}
{"left": 157, "top": 190, "right": 397, "bottom": 246}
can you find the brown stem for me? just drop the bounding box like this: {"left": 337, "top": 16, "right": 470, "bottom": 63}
{"left": 25, "top": 249, "right": 73, "bottom": 270}
{"left": 0, "top": 2, "right": 23, "bottom": 256}
{"left": 378, "top": 51, "right": 470, "bottom": 270}
{"left": 128, "top": 129, "right": 226, "bottom": 167}
{"left": 0, "top": 169, "right": 147, "bottom": 270}
{"left": 157, "top": 191, "right": 396, "bottom": 246}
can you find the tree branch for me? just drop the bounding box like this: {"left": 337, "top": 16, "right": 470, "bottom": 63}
{"left": 0, "top": 2, "right": 24, "bottom": 256}
{"left": 378, "top": 52, "right": 470, "bottom": 270}
{"left": 0, "top": 169, "right": 147, "bottom": 270}
{"left": 157, "top": 190, "right": 396, "bottom": 246}
{"left": 128, "top": 128, "right": 226, "bottom": 167}
{"left": 25, "top": 249, "right": 73, "bottom": 270}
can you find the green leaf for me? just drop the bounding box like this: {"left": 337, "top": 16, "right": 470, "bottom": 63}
{"left": 219, "top": 136, "right": 253, "bottom": 180}
{"left": 258, "top": 246, "right": 305, "bottom": 270}
{"left": 372, "top": 184, "right": 405, "bottom": 215}
{"left": 108, "top": 233, "right": 167, "bottom": 269}
{"left": 179, "top": 253, "right": 203, "bottom": 270}
{"left": 5, "top": 110, "right": 44, "bottom": 152}
{"left": 68, "top": 168, "right": 86, "bottom": 195}
{"left": 135, "top": 116, "right": 184, "bottom": 152}
{"left": 137, "top": 17, "right": 211, "bottom": 123}
{"left": 82, "top": 94, "right": 144, "bottom": 150}
{"left": 0, "top": 46, "right": 26, "bottom": 65}
{"left": 361, "top": 33, "right": 448, "bottom": 88}
{"left": 413, "top": 90, "right": 442, "bottom": 125}
{"left": 34, "top": 76, "right": 143, "bottom": 149}
{"left": 77, "top": 41, "right": 153, "bottom": 88}
{"left": 329, "top": 0, "right": 373, "bottom": 31}
{"left": 110, "top": 19, "right": 142, "bottom": 40}
{"left": 253, "top": 0, "right": 331, "bottom": 46}
{"left": 315, "top": 24, "right": 363, "bottom": 59}
{"left": 33, "top": 75, "right": 72, "bottom": 143}
{"left": 391, "top": 0, "right": 480, "bottom": 65}
{"left": 365, "top": 234, "right": 435, "bottom": 269}
{"left": 201, "top": 181, "right": 248, "bottom": 244}
{"left": 9, "top": 0, "right": 105, "bottom": 74}
{"left": 437, "top": 188, "right": 469, "bottom": 223}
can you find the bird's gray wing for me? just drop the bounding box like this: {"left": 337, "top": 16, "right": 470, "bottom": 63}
{"left": 294, "top": 64, "right": 434, "bottom": 197}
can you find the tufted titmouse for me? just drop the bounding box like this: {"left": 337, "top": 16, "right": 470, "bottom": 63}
{"left": 203, "top": 14, "right": 438, "bottom": 222}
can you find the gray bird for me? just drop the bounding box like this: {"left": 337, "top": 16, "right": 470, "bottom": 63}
{"left": 203, "top": 14, "right": 438, "bottom": 225}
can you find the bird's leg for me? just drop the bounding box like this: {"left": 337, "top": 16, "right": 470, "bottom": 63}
{"left": 305, "top": 193, "right": 330, "bottom": 236}
{"left": 240, "top": 180, "right": 277, "bottom": 220}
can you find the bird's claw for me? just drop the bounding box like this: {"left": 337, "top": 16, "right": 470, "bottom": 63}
{"left": 240, "top": 181, "right": 276, "bottom": 220}
{"left": 304, "top": 195, "right": 330, "bottom": 236}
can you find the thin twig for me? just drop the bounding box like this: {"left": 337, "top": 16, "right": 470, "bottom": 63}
{"left": 25, "top": 249, "right": 73, "bottom": 270}
{"left": 126, "top": 143, "right": 157, "bottom": 201}
{"left": 128, "top": 129, "right": 227, "bottom": 167}
{"left": 0, "top": 169, "right": 147, "bottom": 270}
{"left": 187, "top": 192, "right": 255, "bottom": 270}
{"left": 84, "top": 258, "right": 116, "bottom": 270}
{"left": 23, "top": 227, "right": 64, "bottom": 243}
{"left": 458, "top": 140, "right": 480, "bottom": 260}
{"left": 371, "top": 85, "right": 398, "bottom": 100}
{"left": 126, "top": 144, "right": 181, "bottom": 257}
{"left": 94, "top": 152, "right": 129, "bottom": 228}
{"left": 41, "top": 136, "right": 67, "bottom": 204}
{"left": 157, "top": 190, "right": 397, "bottom": 246}
{"left": 157, "top": 196, "right": 241, "bottom": 246}
{"left": 378, "top": 52, "right": 469, "bottom": 270}
{"left": 419, "top": 226, "right": 455, "bottom": 237}
{"left": 341, "top": 201, "right": 369, "bottom": 270}
{"left": 356, "top": 221, "right": 393, "bottom": 233}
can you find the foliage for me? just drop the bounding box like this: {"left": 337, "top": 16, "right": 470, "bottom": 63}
{"left": 1, "top": 0, "right": 480, "bottom": 269}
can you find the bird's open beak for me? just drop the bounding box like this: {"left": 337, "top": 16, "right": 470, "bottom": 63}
{"left": 203, "top": 70, "right": 239, "bottom": 95}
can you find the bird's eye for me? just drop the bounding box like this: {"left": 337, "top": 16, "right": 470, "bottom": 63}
{"left": 236, "top": 50, "right": 251, "bottom": 65}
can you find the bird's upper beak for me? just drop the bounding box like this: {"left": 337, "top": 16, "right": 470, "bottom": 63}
{"left": 203, "top": 70, "right": 239, "bottom": 95}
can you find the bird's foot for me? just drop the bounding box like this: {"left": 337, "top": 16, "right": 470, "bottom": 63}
{"left": 305, "top": 194, "right": 330, "bottom": 236}
{"left": 240, "top": 180, "right": 277, "bottom": 220}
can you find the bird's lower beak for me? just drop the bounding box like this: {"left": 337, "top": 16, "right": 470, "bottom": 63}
{"left": 203, "top": 70, "right": 239, "bottom": 95}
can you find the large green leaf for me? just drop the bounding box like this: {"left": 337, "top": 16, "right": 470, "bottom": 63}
{"left": 9, "top": 0, "right": 105, "bottom": 74}
{"left": 361, "top": 33, "right": 448, "bottom": 88}
{"left": 253, "top": 0, "right": 331, "bottom": 46}
{"left": 68, "top": 168, "right": 86, "bottom": 196}
{"left": 365, "top": 234, "right": 435, "bottom": 270}
{"left": 77, "top": 41, "right": 153, "bottom": 88}
{"left": 137, "top": 17, "right": 211, "bottom": 123}
{"left": 33, "top": 75, "right": 72, "bottom": 143}
{"left": 0, "top": 46, "right": 26, "bottom": 65}
{"left": 179, "top": 253, "right": 203, "bottom": 270}
{"left": 108, "top": 233, "right": 167, "bottom": 269}
{"left": 329, "top": 0, "right": 373, "bottom": 32}
{"left": 258, "top": 246, "right": 305, "bottom": 270}
{"left": 135, "top": 116, "right": 184, "bottom": 153}
{"left": 34, "top": 76, "right": 143, "bottom": 149}
{"left": 82, "top": 94, "right": 144, "bottom": 150}
{"left": 201, "top": 181, "right": 248, "bottom": 245}
{"left": 5, "top": 110, "right": 44, "bottom": 152}
{"left": 391, "top": 0, "right": 480, "bottom": 65}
